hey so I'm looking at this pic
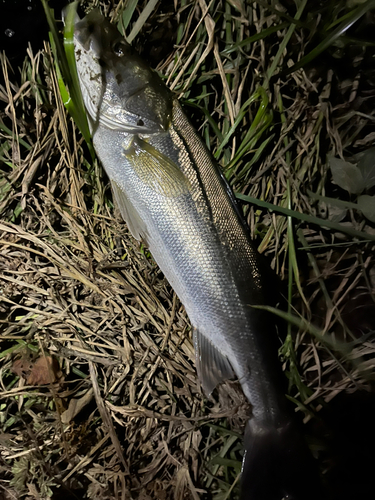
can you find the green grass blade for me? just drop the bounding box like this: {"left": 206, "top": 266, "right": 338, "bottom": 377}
{"left": 223, "top": 23, "right": 290, "bottom": 54}
{"left": 287, "top": 181, "right": 309, "bottom": 309}
{"left": 0, "top": 120, "right": 32, "bottom": 150}
{"left": 251, "top": 304, "right": 350, "bottom": 355}
{"left": 63, "top": 3, "right": 94, "bottom": 157}
{"left": 236, "top": 193, "right": 375, "bottom": 242}
{"left": 182, "top": 100, "right": 223, "bottom": 142}
{"left": 296, "top": 229, "right": 355, "bottom": 340}
{"left": 48, "top": 32, "right": 71, "bottom": 106}
{"left": 117, "top": 0, "right": 139, "bottom": 35}
{"left": 215, "top": 88, "right": 269, "bottom": 159}
{"left": 41, "top": 0, "right": 94, "bottom": 159}
{"left": 285, "top": 0, "right": 375, "bottom": 75}
{"left": 127, "top": 0, "right": 159, "bottom": 44}
{"left": 307, "top": 189, "right": 359, "bottom": 210}
{"left": 222, "top": 23, "right": 290, "bottom": 56}
{"left": 264, "top": 0, "right": 308, "bottom": 85}
{"left": 40, "top": 0, "right": 69, "bottom": 77}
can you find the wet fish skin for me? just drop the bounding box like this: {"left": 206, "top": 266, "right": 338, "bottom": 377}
{"left": 73, "top": 10, "right": 324, "bottom": 499}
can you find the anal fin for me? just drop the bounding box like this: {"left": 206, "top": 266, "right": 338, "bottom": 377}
{"left": 193, "top": 327, "right": 234, "bottom": 396}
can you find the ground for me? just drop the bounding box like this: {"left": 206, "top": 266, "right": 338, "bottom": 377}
{"left": 0, "top": 1, "right": 375, "bottom": 499}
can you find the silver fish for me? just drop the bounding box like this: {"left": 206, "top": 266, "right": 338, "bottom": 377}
{"left": 73, "top": 10, "right": 323, "bottom": 499}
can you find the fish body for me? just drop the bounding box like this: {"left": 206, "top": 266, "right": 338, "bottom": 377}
{"left": 73, "top": 11, "right": 323, "bottom": 499}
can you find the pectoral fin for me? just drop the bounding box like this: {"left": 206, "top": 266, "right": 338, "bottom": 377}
{"left": 193, "top": 327, "right": 234, "bottom": 396}
{"left": 123, "top": 137, "right": 190, "bottom": 198}
{"left": 111, "top": 180, "right": 148, "bottom": 242}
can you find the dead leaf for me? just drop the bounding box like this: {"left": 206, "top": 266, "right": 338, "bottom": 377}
{"left": 26, "top": 356, "right": 60, "bottom": 385}
{"left": 12, "top": 358, "right": 33, "bottom": 378}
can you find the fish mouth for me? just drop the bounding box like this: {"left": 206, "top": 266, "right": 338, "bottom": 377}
{"left": 73, "top": 9, "right": 173, "bottom": 135}
{"left": 74, "top": 11, "right": 104, "bottom": 55}
{"left": 74, "top": 9, "right": 120, "bottom": 58}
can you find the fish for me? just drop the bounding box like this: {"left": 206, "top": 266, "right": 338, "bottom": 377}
{"left": 73, "top": 10, "right": 324, "bottom": 500}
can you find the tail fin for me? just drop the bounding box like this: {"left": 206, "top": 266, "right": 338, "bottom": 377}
{"left": 241, "top": 418, "right": 325, "bottom": 500}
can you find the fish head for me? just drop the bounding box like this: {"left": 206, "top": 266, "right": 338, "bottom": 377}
{"left": 74, "top": 10, "right": 172, "bottom": 134}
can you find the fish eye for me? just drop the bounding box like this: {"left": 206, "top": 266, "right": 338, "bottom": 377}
{"left": 112, "top": 40, "right": 127, "bottom": 57}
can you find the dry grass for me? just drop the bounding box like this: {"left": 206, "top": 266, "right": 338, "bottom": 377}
{"left": 1, "top": 1, "right": 375, "bottom": 499}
